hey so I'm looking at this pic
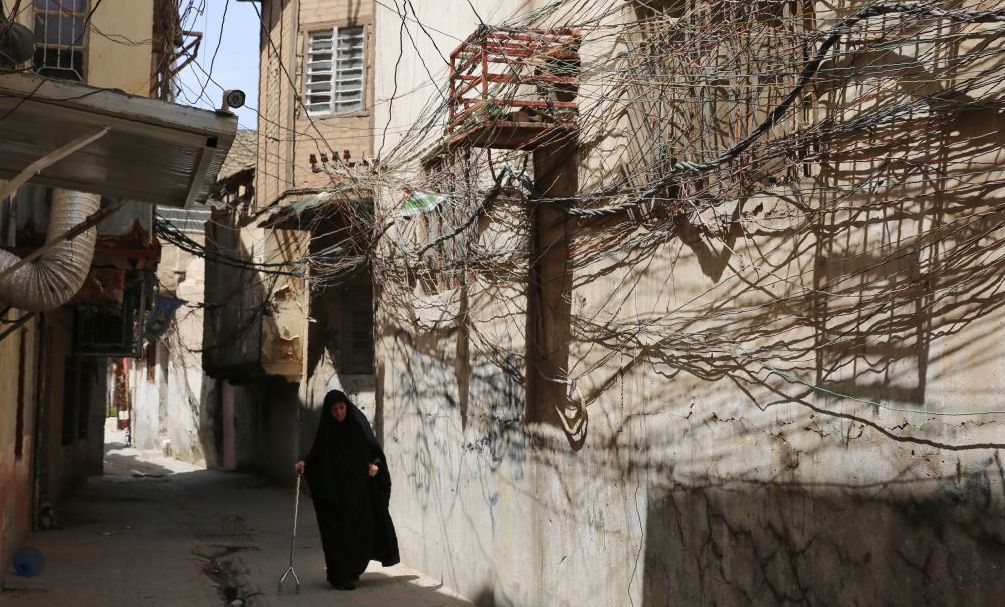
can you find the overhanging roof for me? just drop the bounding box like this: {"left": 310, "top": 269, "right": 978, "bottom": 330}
{"left": 0, "top": 72, "right": 237, "bottom": 208}
{"left": 257, "top": 188, "right": 375, "bottom": 230}
{"left": 258, "top": 190, "right": 333, "bottom": 229}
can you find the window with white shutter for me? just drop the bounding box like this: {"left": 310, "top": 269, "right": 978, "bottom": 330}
{"left": 306, "top": 26, "right": 365, "bottom": 115}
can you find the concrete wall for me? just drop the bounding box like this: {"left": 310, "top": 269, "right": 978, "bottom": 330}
{"left": 131, "top": 354, "right": 160, "bottom": 451}
{"left": 2, "top": 0, "right": 154, "bottom": 93}
{"left": 371, "top": 0, "right": 537, "bottom": 156}
{"left": 87, "top": 0, "right": 154, "bottom": 94}
{"left": 167, "top": 250, "right": 217, "bottom": 465}
{"left": 225, "top": 379, "right": 301, "bottom": 481}
{"left": 373, "top": 2, "right": 1005, "bottom": 606}
{"left": 132, "top": 241, "right": 219, "bottom": 467}
{"left": 204, "top": 214, "right": 267, "bottom": 376}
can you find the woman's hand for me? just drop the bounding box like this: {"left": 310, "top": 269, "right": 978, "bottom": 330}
{"left": 368, "top": 463, "right": 379, "bottom": 477}
{"left": 294, "top": 460, "right": 305, "bottom": 475}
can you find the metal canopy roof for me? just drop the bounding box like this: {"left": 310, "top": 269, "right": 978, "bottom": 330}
{"left": 0, "top": 72, "right": 237, "bottom": 208}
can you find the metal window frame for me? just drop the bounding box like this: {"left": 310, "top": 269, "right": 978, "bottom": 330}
{"left": 33, "top": 0, "right": 90, "bottom": 81}
{"left": 305, "top": 25, "right": 365, "bottom": 116}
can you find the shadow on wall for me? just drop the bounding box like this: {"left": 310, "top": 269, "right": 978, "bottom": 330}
{"left": 641, "top": 466, "right": 1005, "bottom": 606}
{"left": 373, "top": 3, "right": 1005, "bottom": 605}
{"left": 162, "top": 325, "right": 220, "bottom": 468}
{"left": 559, "top": 0, "right": 1005, "bottom": 453}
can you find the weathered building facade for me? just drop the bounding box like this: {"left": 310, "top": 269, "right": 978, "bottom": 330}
{"left": 367, "top": 1, "right": 1005, "bottom": 605}
{"left": 129, "top": 207, "right": 214, "bottom": 466}
{"left": 0, "top": 0, "right": 156, "bottom": 577}
{"left": 182, "top": 0, "right": 1005, "bottom": 604}
{"left": 204, "top": 0, "right": 379, "bottom": 481}
{"left": 130, "top": 129, "right": 259, "bottom": 470}
{"left": 0, "top": 0, "right": 236, "bottom": 580}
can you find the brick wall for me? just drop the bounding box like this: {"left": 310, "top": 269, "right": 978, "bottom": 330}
{"left": 256, "top": 0, "right": 375, "bottom": 209}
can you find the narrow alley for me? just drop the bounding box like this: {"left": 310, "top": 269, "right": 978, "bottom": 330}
{"left": 1, "top": 424, "right": 470, "bottom": 606}
{"left": 5, "top": 1, "right": 1005, "bottom": 604}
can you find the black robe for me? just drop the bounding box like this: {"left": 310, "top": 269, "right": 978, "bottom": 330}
{"left": 303, "top": 393, "right": 400, "bottom": 584}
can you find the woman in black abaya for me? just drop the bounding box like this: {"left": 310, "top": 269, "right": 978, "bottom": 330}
{"left": 294, "top": 390, "right": 399, "bottom": 590}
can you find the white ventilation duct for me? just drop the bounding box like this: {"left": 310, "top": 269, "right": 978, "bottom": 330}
{"left": 0, "top": 188, "right": 100, "bottom": 311}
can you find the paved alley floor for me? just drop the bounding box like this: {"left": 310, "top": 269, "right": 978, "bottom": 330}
{"left": 1, "top": 428, "right": 472, "bottom": 606}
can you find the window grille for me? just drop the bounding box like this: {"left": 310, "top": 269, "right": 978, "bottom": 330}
{"left": 34, "top": 0, "right": 88, "bottom": 81}
{"left": 305, "top": 26, "right": 364, "bottom": 115}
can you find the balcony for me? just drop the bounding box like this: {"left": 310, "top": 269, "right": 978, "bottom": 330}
{"left": 445, "top": 27, "right": 581, "bottom": 151}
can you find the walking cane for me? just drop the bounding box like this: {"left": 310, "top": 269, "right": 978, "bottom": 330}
{"left": 278, "top": 472, "right": 303, "bottom": 594}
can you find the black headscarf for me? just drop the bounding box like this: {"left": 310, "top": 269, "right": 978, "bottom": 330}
{"left": 303, "top": 390, "right": 399, "bottom": 583}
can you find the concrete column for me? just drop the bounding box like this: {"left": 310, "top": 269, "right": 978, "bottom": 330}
{"left": 526, "top": 141, "right": 579, "bottom": 434}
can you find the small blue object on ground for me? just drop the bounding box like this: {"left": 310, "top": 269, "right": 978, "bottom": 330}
{"left": 12, "top": 546, "right": 45, "bottom": 577}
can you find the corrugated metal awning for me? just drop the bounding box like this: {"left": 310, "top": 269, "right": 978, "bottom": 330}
{"left": 255, "top": 191, "right": 333, "bottom": 229}
{"left": 0, "top": 72, "right": 237, "bottom": 208}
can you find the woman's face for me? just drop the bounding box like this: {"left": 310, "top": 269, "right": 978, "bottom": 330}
{"left": 330, "top": 402, "right": 348, "bottom": 422}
